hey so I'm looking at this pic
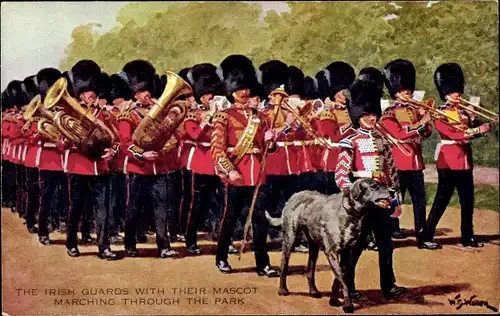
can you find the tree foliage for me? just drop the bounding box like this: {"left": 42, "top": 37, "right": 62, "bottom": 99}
{"left": 59, "top": 1, "right": 499, "bottom": 166}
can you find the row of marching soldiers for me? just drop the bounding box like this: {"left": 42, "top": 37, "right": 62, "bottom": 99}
{"left": 1, "top": 55, "right": 494, "bottom": 280}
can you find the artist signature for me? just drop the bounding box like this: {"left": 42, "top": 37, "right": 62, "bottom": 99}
{"left": 448, "top": 294, "right": 498, "bottom": 312}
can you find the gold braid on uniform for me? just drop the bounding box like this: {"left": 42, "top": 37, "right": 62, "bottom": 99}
{"left": 319, "top": 109, "right": 335, "bottom": 121}
{"left": 211, "top": 111, "right": 235, "bottom": 175}
{"left": 117, "top": 109, "right": 134, "bottom": 125}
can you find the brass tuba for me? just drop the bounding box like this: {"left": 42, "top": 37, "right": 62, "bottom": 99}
{"left": 43, "top": 77, "right": 117, "bottom": 160}
{"left": 22, "top": 95, "right": 61, "bottom": 142}
{"left": 132, "top": 71, "right": 192, "bottom": 152}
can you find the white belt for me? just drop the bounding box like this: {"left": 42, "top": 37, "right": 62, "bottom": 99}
{"left": 440, "top": 140, "right": 469, "bottom": 145}
{"left": 227, "top": 147, "right": 262, "bottom": 154}
{"left": 37, "top": 141, "right": 57, "bottom": 148}
{"left": 352, "top": 171, "right": 384, "bottom": 178}
{"left": 183, "top": 140, "right": 211, "bottom": 147}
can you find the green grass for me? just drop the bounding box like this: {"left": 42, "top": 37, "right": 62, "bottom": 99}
{"left": 402, "top": 183, "right": 499, "bottom": 212}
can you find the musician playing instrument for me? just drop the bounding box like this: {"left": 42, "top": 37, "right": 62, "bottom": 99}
{"left": 59, "top": 60, "right": 117, "bottom": 260}
{"left": 118, "top": 60, "right": 185, "bottom": 258}
{"left": 211, "top": 55, "right": 278, "bottom": 277}
{"left": 378, "top": 60, "right": 438, "bottom": 248}
{"left": 180, "top": 63, "right": 225, "bottom": 255}
{"left": 419, "top": 63, "right": 492, "bottom": 249}
{"left": 335, "top": 79, "right": 407, "bottom": 300}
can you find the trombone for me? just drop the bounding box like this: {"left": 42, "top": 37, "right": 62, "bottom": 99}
{"left": 280, "top": 99, "right": 336, "bottom": 149}
{"left": 375, "top": 122, "right": 413, "bottom": 157}
{"left": 399, "top": 95, "right": 467, "bottom": 132}
{"left": 457, "top": 98, "right": 499, "bottom": 124}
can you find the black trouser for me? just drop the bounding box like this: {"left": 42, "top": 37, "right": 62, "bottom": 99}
{"left": 263, "top": 175, "right": 299, "bottom": 240}
{"left": 125, "top": 173, "right": 172, "bottom": 252}
{"left": 56, "top": 173, "right": 70, "bottom": 226}
{"left": 298, "top": 171, "right": 324, "bottom": 192}
{"left": 38, "top": 170, "right": 66, "bottom": 237}
{"left": 66, "top": 174, "right": 110, "bottom": 253}
{"left": 341, "top": 208, "right": 396, "bottom": 293}
{"left": 185, "top": 173, "right": 220, "bottom": 247}
{"left": 323, "top": 171, "right": 341, "bottom": 195}
{"left": 391, "top": 170, "right": 427, "bottom": 236}
{"left": 216, "top": 185, "right": 271, "bottom": 270}
{"left": 15, "top": 164, "right": 26, "bottom": 216}
{"left": 421, "top": 169, "right": 475, "bottom": 241}
{"left": 24, "top": 167, "right": 39, "bottom": 229}
{"left": 2, "top": 160, "right": 16, "bottom": 208}
{"left": 178, "top": 168, "right": 193, "bottom": 236}
{"left": 166, "top": 170, "right": 182, "bottom": 240}
{"left": 109, "top": 172, "right": 126, "bottom": 235}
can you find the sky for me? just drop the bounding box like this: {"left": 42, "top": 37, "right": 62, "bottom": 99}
{"left": 1, "top": 1, "right": 290, "bottom": 91}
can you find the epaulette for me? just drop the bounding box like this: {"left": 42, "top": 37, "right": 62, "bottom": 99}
{"left": 212, "top": 111, "right": 228, "bottom": 125}
{"left": 319, "top": 110, "right": 335, "bottom": 121}
{"left": 116, "top": 109, "right": 134, "bottom": 124}
{"left": 381, "top": 106, "right": 396, "bottom": 119}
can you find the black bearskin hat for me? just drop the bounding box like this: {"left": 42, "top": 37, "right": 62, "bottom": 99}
{"left": 37, "top": 68, "right": 62, "bottom": 99}
{"left": 6, "top": 80, "right": 28, "bottom": 107}
{"left": 259, "top": 60, "right": 288, "bottom": 98}
{"left": 359, "top": 67, "right": 384, "bottom": 97}
{"left": 99, "top": 72, "right": 111, "bottom": 102}
{"left": 434, "top": 63, "right": 465, "bottom": 101}
{"left": 286, "top": 66, "right": 305, "bottom": 97}
{"left": 315, "top": 70, "right": 330, "bottom": 100}
{"left": 304, "top": 76, "right": 319, "bottom": 100}
{"left": 348, "top": 79, "right": 382, "bottom": 128}
{"left": 178, "top": 67, "right": 191, "bottom": 84}
{"left": 71, "top": 60, "right": 102, "bottom": 96}
{"left": 122, "top": 59, "right": 156, "bottom": 95}
{"left": 383, "top": 59, "right": 416, "bottom": 99}
{"left": 220, "top": 54, "right": 258, "bottom": 102}
{"left": 61, "top": 71, "right": 76, "bottom": 98}
{"left": 109, "top": 73, "right": 132, "bottom": 101}
{"left": 23, "top": 75, "right": 39, "bottom": 101}
{"left": 1, "top": 90, "right": 9, "bottom": 110}
{"left": 188, "top": 63, "right": 223, "bottom": 104}
{"left": 153, "top": 74, "right": 167, "bottom": 99}
{"left": 324, "top": 61, "right": 356, "bottom": 98}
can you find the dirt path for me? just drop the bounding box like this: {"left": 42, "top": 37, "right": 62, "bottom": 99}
{"left": 423, "top": 165, "right": 499, "bottom": 185}
{"left": 2, "top": 207, "right": 499, "bottom": 315}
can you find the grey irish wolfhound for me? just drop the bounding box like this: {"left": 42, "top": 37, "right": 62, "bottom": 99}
{"left": 266, "top": 178, "right": 392, "bottom": 313}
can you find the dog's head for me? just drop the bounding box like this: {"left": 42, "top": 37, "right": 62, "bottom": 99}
{"left": 347, "top": 178, "right": 392, "bottom": 214}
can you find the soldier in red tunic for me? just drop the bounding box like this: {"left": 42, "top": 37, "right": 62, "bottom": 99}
{"left": 118, "top": 60, "right": 179, "bottom": 258}
{"left": 315, "top": 62, "right": 356, "bottom": 195}
{"left": 378, "top": 60, "right": 438, "bottom": 247}
{"left": 1, "top": 90, "right": 17, "bottom": 210}
{"left": 181, "top": 63, "right": 224, "bottom": 255}
{"left": 211, "top": 55, "right": 278, "bottom": 277}
{"left": 419, "top": 63, "right": 491, "bottom": 249}
{"left": 335, "top": 79, "right": 407, "bottom": 300}
{"left": 63, "top": 60, "right": 117, "bottom": 260}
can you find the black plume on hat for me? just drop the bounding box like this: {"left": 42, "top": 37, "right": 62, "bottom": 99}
{"left": 188, "top": 63, "right": 222, "bottom": 104}
{"left": 71, "top": 59, "right": 102, "bottom": 96}
{"left": 304, "top": 76, "right": 319, "bottom": 100}
{"left": 325, "top": 61, "right": 356, "bottom": 98}
{"left": 6, "top": 80, "right": 28, "bottom": 107}
{"left": 383, "top": 59, "right": 416, "bottom": 99}
{"left": 123, "top": 59, "right": 156, "bottom": 95}
{"left": 434, "top": 63, "right": 465, "bottom": 101}
{"left": 348, "top": 79, "right": 382, "bottom": 128}
{"left": 220, "top": 54, "right": 258, "bottom": 102}
{"left": 286, "top": 66, "right": 305, "bottom": 97}
{"left": 109, "top": 74, "right": 132, "bottom": 101}
{"left": 359, "top": 67, "right": 384, "bottom": 97}
{"left": 259, "top": 60, "right": 288, "bottom": 98}
{"left": 37, "top": 68, "right": 62, "bottom": 99}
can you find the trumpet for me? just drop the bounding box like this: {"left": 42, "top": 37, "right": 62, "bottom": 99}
{"left": 399, "top": 95, "right": 467, "bottom": 132}
{"left": 457, "top": 97, "right": 499, "bottom": 124}
{"left": 375, "top": 123, "right": 413, "bottom": 157}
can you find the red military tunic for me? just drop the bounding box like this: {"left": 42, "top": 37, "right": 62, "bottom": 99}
{"left": 183, "top": 106, "right": 216, "bottom": 175}
{"left": 117, "top": 102, "right": 158, "bottom": 175}
{"left": 9, "top": 114, "right": 25, "bottom": 165}
{"left": 262, "top": 106, "right": 299, "bottom": 176}
{"left": 22, "top": 118, "right": 41, "bottom": 169}
{"left": 335, "top": 128, "right": 393, "bottom": 190}
{"left": 211, "top": 103, "right": 270, "bottom": 186}
{"left": 378, "top": 102, "right": 432, "bottom": 171}
{"left": 434, "top": 103, "right": 486, "bottom": 170}
{"left": 2, "top": 113, "right": 12, "bottom": 162}
{"left": 62, "top": 107, "right": 111, "bottom": 175}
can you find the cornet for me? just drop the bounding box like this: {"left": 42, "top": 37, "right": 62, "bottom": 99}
{"left": 375, "top": 122, "right": 413, "bottom": 157}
